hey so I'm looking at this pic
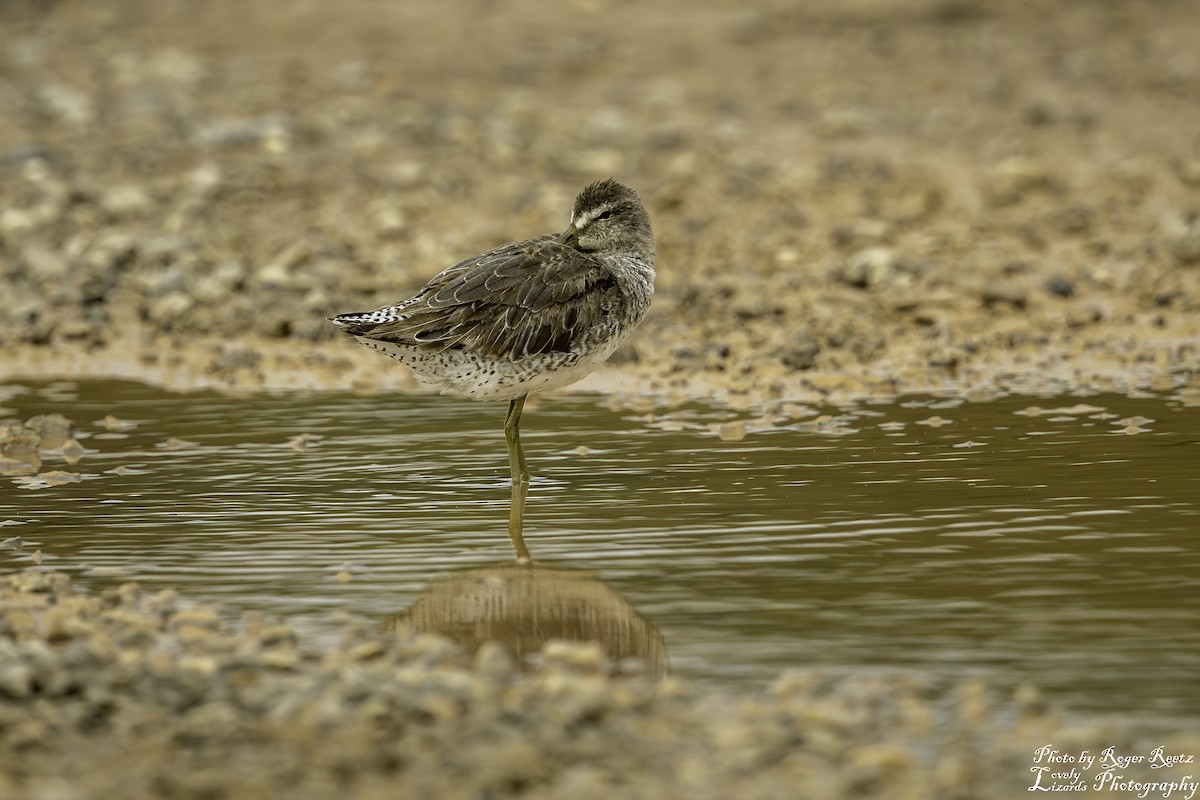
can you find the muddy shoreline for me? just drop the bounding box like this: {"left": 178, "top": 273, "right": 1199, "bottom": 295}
{"left": 1, "top": 569, "right": 1196, "bottom": 800}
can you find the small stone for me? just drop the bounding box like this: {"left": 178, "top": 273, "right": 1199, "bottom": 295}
{"left": 258, "top": 650, "right": 300, "bottom": 671}
{"left": 980, "top": 280, "right": 1027, "bottom": 309}
{"left": 371, "top": 203, "right": 410, "bottom": 238}
{"left": 22, "top": 245, "right": 69, "bottom": 281}
{"left": 839, "top": 247, "right": 906, "bottom": 289}
{"left": 1065, "top": 301, "right": 1104, "bottom": 327}
{"left": 57, "top": 319, "right": 98, "bottom": 341}
{"left": 1167, "top": 227, "right": 1200, "bottom": 265}
{"left": 259, "top": 625, "right": 298, "bottom": 648}
{"left": 831, "top": 219, "right": 892, "bottom": 249}
{"left": 474, "top": 640, "right": 516, "bottom": 679}
{"left": 542, "top": 640, "right": 606, "bottom": 674}
{"left": 1044, "top": 277, "right": 1074, "bottom": 298}
{"left": 36, "top": 470, "right": 83, "bottom": 487}
{"left": 779, "top": 332, "right": 821, "bottom": 371}
{"left": 1046, "top": 204, "right": 1093, "bottom": 234}
{"left": 171, "top": 607, "right": 222, "bottom": 633}
{"left": 175, "top": 622, "right": 217, "bottom": 642}
{"left": 252, "top": 309, "right": 294, "bottom": 338}
{"left": 394, "top": 634, "right": 461, "bottom": 666}
{"left": 928, "top": 346, "right": 965, "bottom": 369}
{"left": 985, "top": 156, "right": 1061, "bottom": 206}
{"left": 0, "top": 422, "right": 41, "bottom": 456}
{"left": 0, "top": 663, "right": 34, "bottom": 699}
{"left": 60, "top": 439, "right": 85, "bottom": 463}
{"left": 100, "top": 184, "right": 152, "bottom": 216}
{"left": 101, "top": 415, "right": 138, "bottom": 432}
{"left": 288, "top": 433, "right": 317, "bottom": 452}
{"left": 37, "top": 82, "right": 94, "bottom": 125}
{"left": 148, "top": 291, "right": 194, "bottom": 326}
{"left": 714, "top": 421, "right": 747, "bottom": 442}
{"left": 24, "top": 414, "right": 74, "bottom": 449}
{"left": 1176, "top": 158, "right": 1200, "bottom": 187}
{"left": 257, "top": 241, "right": 312, "bottom": 285}
{"left": 345, "top": 641, "right": 386, "bottom": 662}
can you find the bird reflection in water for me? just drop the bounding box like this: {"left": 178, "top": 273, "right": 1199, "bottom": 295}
{"left": 390, "top": 563, "right": 667, "bottom": 679}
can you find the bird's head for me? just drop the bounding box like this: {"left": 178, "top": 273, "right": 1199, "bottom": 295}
{"left": 557, "top": 178, "right": 655, "bottom": 259}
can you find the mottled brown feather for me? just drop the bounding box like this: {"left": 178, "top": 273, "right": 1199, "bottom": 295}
{"left": 345, "top": 234, "right": 618, "bottom": 361}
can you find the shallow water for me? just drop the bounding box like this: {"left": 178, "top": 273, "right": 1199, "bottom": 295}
{"left": 2, "top": 379, "right": 1198, "bottom": 727}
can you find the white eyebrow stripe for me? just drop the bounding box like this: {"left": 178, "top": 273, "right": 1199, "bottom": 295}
{"left": 574, "top": 202, "right": 617, "bottom": 228}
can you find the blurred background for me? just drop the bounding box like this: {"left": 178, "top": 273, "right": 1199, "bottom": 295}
{"left": 1, "top": 0, "right": 1198, "bottom": 396}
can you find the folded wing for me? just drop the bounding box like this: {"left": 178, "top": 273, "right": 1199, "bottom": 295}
{"left": 331, "top": 235, "right": 617, "bottom": 360}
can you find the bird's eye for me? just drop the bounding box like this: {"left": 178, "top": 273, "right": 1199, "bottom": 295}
{"left": 595, "top": 209, "right": 615, "bottom": 221}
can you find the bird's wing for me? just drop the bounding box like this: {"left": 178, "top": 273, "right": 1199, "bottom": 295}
{"left": 333, "top": 235, "right": 618, "bottom": 360}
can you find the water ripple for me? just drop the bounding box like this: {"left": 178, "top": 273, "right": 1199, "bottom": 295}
{"left": 1, "top": 380, "right": 1198, "bottom": 726}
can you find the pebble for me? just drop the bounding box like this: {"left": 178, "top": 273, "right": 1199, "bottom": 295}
{"left": 714, "top": 420, "right": 748, "bottom": 441}
{"left": 779, "top": 331, "right": 821, "bottom": 371}
{"left": 542, "top": 640, "right": 607, "bottom": 674}
{"left": 60, "top": 439, "right": 85, "bottom": 463}
{"left": 0, "top": 652, "right": 34, "bottom": 699}
{"left": 1043, "top": 277, "right": 1075, "bottom": 298}
{"left": 23, "top": 414, "right": 74, "bottom": 449}
{"left": 985, "top": 156, "right": 1062, "bottom": 206}
{"left": 100, "top": 415, "right": 138, "bottom": 432}
{"left": 148, "top": 291, "right": 194, "bottom": 325}
{"left": 288, "top": 433, "right": 318, "bottom": 452}
{"left": 838, "top": 247, "right": 908, "bottom": 289}
{"left": 21, "top": 470, "right": 83, "bottom": 488}
{"left": 980, "top": 280, "right": 1028, "bottom": 309}
{"left": 474, "top": 640, "right": 516, "bottom": 679}
{"left": 1065, "top": 301, "right": 1105, "bottom": 327}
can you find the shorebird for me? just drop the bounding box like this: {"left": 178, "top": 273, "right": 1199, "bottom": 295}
{"left": 330, "top": 179, "right": 656, "bottom": 560}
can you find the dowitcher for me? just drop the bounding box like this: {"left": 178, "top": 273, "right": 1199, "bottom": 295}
{"left": 330, "top": 179, "right": 656, "bottom": 559}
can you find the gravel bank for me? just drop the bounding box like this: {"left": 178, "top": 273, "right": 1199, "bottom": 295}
{"left": 1, "top": 0, "right": 1198, "bottom": 405}
{"left": 2, "top": 570, "right": 1196, "bottom": 799}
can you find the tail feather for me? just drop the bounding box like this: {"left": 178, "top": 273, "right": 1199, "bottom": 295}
{"left": 328, "top": 309, "right": 398, "bottom": 335}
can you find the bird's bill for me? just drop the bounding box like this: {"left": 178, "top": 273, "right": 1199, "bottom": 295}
{"left": 555, "top": 223, "right": 578, "bottom": 246}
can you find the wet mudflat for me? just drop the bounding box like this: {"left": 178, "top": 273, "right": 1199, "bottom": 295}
{"left": 3, "top": 379, "right": 1197, "bottom": 729}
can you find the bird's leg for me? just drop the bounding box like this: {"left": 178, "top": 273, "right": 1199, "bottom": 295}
{"left": 504, "top": 394, "right": 532, "bottom": 563}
